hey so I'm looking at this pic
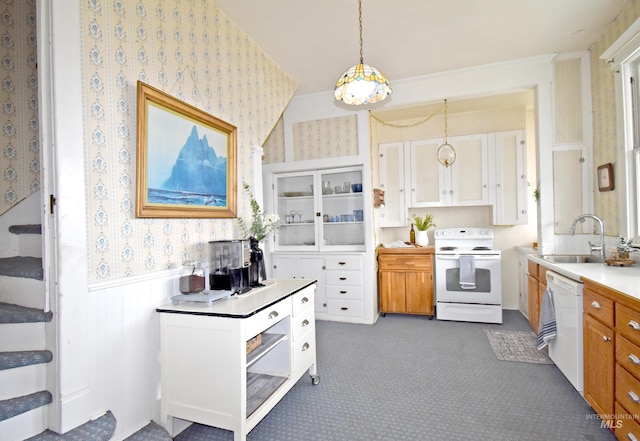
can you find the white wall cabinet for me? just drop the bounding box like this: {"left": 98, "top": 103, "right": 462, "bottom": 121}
{"left": 489, "top": 130, "right": 528, "bottom": 225}
{"left": 378, "top": 134, "right": 489, "bottom": 227}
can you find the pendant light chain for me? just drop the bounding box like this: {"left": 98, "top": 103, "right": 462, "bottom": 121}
{"left": 358, "top": 0, "right": 364, "bottom": 64}
{"left": 444, "top": 99, "right": 449, "bottom": 143}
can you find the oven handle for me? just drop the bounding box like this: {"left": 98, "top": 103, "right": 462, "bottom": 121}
{"left": 435, "top": 255, "right": 500, "bottom": 260}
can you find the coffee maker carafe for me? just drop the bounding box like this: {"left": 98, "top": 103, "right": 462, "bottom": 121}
{"left": 249, "top": 237, "right": 267, "bottom": 287}
{"left": 208, "top": 239, "right": 251, "bottom": 294}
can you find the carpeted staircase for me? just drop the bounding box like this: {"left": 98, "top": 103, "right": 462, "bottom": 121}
{"left": 0, "top": 223, "right": 171, "bottom": 440}
{"left": 0, "top": 224, "right": 56, "bottom": 440}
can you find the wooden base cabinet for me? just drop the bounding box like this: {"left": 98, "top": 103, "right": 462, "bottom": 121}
{"left": 581, "top": 279, "right": 640, "bottom": 434}
{"left": 377, "top": 247, "right": 434, "bottom": 317}
{"left": 526, "top": 259, "right": 547, "bottom": 333}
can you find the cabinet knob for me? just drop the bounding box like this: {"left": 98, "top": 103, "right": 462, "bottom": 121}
{"left": 629, "top": 390, "right": 640, "bottom": 403}
{"left": 268, "top": 310, "right": 279, "bottom": 319}
{"left": 301, "top": 297, "right": 309, "bottom": 304}
{"left": 301, "top": 342, "right": 310, "bottom": 351}
{"left": 629, "top": 320, "right": 640, "bottom": 331}
{"left": 301, "top": 319, "right": 310, "bottom": 327}
{"left": 603, "top": 335, "right": 612, "bottom": 342}
{"left": 591, "top": 301, "right": 601, "bottom": 309}
{"left": 629, "top": 354, "right": 640, "bottom": 365}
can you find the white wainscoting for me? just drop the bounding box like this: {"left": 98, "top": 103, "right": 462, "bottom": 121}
{"left": 87, "top": 269, "right": 179, "bottom": 440}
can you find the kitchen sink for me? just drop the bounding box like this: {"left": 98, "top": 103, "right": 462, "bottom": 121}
{"left": 539, "top": 254, "right": 604, "bottom": 264}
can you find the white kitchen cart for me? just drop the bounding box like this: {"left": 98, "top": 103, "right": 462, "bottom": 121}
{"left": 156, "top": 279, "right": 318, "bottom": 441}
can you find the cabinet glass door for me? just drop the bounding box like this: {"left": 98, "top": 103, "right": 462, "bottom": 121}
{"left": 319, "top": 168, "right": 365, "bottom": 250}
{"left": 275, "top": 173, "right": 317, "bottom": 250}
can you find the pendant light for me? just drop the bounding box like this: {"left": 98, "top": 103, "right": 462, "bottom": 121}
{"left": 437, "top": 100, "right": 456, "bottom": 167}
{"left": 334, "top": 0, "right": 392, "bottom": 105}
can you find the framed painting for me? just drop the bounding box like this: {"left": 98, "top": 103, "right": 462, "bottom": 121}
{"left": 135, "top": 81, "right": 237, "bottom": 218}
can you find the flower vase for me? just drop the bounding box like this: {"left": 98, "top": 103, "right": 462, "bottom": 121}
{"left": 415, "top": 230, "right": 429, "bottom": 247}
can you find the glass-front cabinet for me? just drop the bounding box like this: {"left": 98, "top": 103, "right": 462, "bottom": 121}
{"left": 274, "top": 167, "right": 365, "bottom": 251}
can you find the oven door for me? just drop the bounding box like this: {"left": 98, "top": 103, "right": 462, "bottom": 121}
{"left": 435, "top": 254, "right": 501, "bottom": 304}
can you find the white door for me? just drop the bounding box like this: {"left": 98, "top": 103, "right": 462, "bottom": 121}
{"left": 449, "top": 134, "right": 489, "bottom": 206}
{"left": 409, "top": 139, "right": 445, "bottom": 207}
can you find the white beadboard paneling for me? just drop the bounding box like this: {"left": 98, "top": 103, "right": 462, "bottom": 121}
{"left": 87, "top": 272, "right": 176, "bottom": 440}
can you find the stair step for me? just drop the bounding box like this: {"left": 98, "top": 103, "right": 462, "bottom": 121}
{"left": 0, "top": 390, "right": 51, "bottom": 422}
{"left": 27, "top": 410, "right": 117, "bottom": 441}
{"left": 0, "top": 256, "right": 43, "bottom": 280}
{"left": 9, "top": 224, "right": 42, "bottom": 235}
{"left": 0, "top": 303, "right": 52, "bottom": 324}
{"left": 0, "top": 350, "right": 52, "bottom": 371}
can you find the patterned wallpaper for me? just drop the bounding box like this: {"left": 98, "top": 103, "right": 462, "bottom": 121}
{"left": 80, "top": 1, "right": 296, "bottom": 281}
{"left": 263, "top": 116, "right": 285, "bottom": 164}
{"left": 292, "top": 115, "right": 358, "bottom": 160}
{"left": 590, "top": 0, "right": 640, "bottom": 237}
{"left": 0, "top": 0, "right": 39, "bottom": 216}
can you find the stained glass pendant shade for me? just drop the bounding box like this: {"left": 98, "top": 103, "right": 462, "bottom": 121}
{"left": 334, "top": 0, "right": 392, "bottom": 105}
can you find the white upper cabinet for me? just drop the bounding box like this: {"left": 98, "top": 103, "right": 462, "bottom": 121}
{"left": 378, "top": 141, "right": 408, "bottom": 227}
{"left": 489, "top": 130, "right": 528, "bottom": 225}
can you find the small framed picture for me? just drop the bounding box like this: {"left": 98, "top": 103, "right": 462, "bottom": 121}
{"left": 597, "top": 163, "right": 614, "bottom": 191}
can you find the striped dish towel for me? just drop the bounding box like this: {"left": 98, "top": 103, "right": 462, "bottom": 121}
{"left": 537, "top": 286, "right": 557, "bottom": 350}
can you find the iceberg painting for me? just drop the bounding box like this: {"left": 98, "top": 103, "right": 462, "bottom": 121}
{"left": 135, "top": 81, "right": 237, "bottom": 218}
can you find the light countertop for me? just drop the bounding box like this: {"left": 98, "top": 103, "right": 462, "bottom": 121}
{"left": 527, "top": 254, "right": 640, "bottom": 301}
{"left": 156, "top": 278, "right": 316, "bottom": 318}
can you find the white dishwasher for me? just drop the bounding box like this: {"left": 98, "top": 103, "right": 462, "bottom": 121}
{"left": 546, "top": 270, "right": 584, "bottom": 395}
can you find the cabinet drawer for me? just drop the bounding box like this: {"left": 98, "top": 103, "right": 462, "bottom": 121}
{"left": 325, "top": 270, "right": 362, "bottom": 286}
{"left": 616, "top": 403, "right": 640, "bottom": 439}
{"left": 327, "top": 299, "right": 364, "bottom": 319}
{"left": 291, "top": 307, "right": 315, "bottom": 341}
{"left": 324, "top": 256, "right": 362, "bottom": 271}
{"left": 584, "top": 288, "right": 614, "bottom": 327}
{"left": 616, "top": 364, "right": 640, "bottom": 418}
{"left": 292, "top": 329, "right": 316, "bottom": 378}
{"left": 618, "top": 303, "right": 640, "bottom": 348}
{"left": 379, "top": 255, "right": 432, "bottom": 271}
{"left": 245, "top": 299, "right": 291, "bottom": 339}
{"left": 617, "top": 335, "right": 640, "bottom": 381}
{"left": 326, "top": 285, "right": 363, "bottom": 300}
{"left": 292, "top": 286, "right": 315, "bottom": 316}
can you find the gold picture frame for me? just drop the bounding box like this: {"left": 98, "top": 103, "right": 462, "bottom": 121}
{"left": 135, "top": 81, "right": 237, "bottom": 218}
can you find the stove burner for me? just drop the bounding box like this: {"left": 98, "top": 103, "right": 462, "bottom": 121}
{"left": 472, "top": 246, "right": 492, "bottom": 251}
{"left": 439, "top": 246, "right": 457, "bottom": 251}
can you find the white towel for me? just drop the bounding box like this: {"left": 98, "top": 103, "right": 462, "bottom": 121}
{"left": 459, "top": 255, "right": 476, "bottom": 289}
{"left": 537, "top": 287, "right": 557, "bottom": 350}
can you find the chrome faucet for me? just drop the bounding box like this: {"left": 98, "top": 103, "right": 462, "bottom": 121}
{"left": 570, "top": 214, "right": 606, "bottom": 260}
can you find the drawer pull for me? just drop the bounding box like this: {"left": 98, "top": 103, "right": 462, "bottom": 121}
{"left": 301, "top": 297, "right": 309, "bottom": 304}
{"left": 630, "top": 320, "right": 640, "bottom": 331}
{"left": 629, "top": 391, "right": 640, "bottom": 403}
{"left": 591, "top": 300, "right": 601, "bottom": 309}
{"left": 338, "top": 261, "right": 346, "bottom": 266}
{"left": 302, "top": 342, "right": 310, "bottom": 351}
{"left": 340, "top": 290, "right": 347, "bottom": 294}
{"left": 268, "top": 310, "right": 279, "bottom": 319}
{"left": 339, "top": 277, "right": 347, "bottom": 281}
{"left": 341, "top": 307, "right": 348, "bottom": 311}
{"left": 630, "top": 354, "right": 640, "bottom": 365}
{"left": 603, "top": 336, "right": 612, "bottom": 342}
{"left": 628, "top": 433, "right": 638, "bottom": 441}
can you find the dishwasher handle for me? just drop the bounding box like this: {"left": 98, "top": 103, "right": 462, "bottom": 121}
{"left": 546, "top": 271, "right": 583, "bottom": 294}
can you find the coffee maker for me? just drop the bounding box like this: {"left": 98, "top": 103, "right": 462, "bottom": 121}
{"left": 208, "top": 239, "right": 251, "bottom": 294}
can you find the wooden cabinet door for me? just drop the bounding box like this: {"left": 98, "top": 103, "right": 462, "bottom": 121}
{"left": 527, "top": 274, "right": 539, "bottom": 332}
{"left": 405, "top": 271, "right": 430, "bottom": 314}
{"left": 379, "top": 271, "right": 406, "bottom": 313}
{"left": 583, "top": 314, "right": 615, "bottom": 418}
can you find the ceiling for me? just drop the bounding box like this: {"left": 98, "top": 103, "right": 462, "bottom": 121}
{"left": 214, "top": 0, "right": 632, "bottom": 97}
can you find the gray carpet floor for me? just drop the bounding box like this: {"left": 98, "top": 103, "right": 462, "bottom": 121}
{"left": 175, "top": 310, "right": 615, "bottom": 441}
